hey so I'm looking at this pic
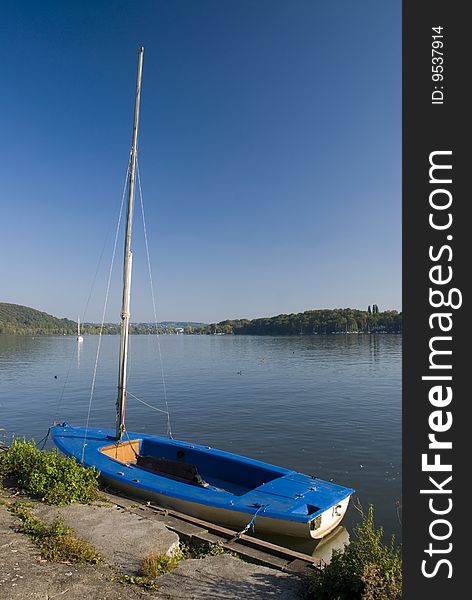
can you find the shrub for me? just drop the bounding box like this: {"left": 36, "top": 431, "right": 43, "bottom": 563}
{"left": 0, "top": 439, "right": 99, "bottom": 505}
{"left": 307, "top": 506, "right": 402, "bottom": 600}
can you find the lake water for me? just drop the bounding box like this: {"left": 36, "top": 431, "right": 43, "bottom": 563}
{"left": 0, "top": 333, "right": 401, "bottom": 555}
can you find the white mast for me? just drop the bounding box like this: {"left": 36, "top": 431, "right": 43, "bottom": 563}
{"left": 116, "top": 47, "right": 144, "bottom": 440}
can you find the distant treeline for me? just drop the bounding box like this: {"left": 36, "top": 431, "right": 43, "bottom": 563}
{"left": 0, "top": 304, "right": 190, "bottom": 336}
{"left": 0, "top": 303, "right": 77, "bottom": 335}
{"left": 0, "top": 302, "right": 205, "bottom": 335}
{"left": 83, "top": 323, "right": 185, "bottom": 335}
{"left": 0, "top": 303, "right": 401, "bottom": 336}
{"left": 193, "top": 308, "right": 402, "bottom": 336}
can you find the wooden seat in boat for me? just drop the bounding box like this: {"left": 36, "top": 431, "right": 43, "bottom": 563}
{"left": 136, "top": 454, "right": 208, "bottom": 487}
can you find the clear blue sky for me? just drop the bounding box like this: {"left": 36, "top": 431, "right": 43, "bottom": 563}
{"left": 1, "top": 0, "right": 401, "bottom": 324}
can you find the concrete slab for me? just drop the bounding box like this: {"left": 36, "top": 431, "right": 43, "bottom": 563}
{"left": 109, "top": 493, "right": 320, "bottom": 570}
{"left": 32, "top": 503, "right": 180, "bottom": 575}
{"left": 1, "top": 487, "right": 308, "bottom": 600}
{"left": 223, "top": 541, "right": 290, "bottom": 570}
{"left": 0, "top": 505, "right": 154, "bottom": 600}
{"left": 155, "top": 554, "right": 304, "bottom": 599}
{"left": 145, "top": 513, "right": 207, "bottom": 544}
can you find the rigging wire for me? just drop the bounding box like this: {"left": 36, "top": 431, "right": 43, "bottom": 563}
{"left": 127, "top": 391, "right": 171, "bottom": 415}
{"left": 81, "top": 159, "right": 130, "bottom": 463}
{"left": 123, "top": 427, "right": 139, "bottom": 459}
{"left": 53, "top": 163, "right": 130, "bottom": 431}
{"left": 136, "top": 160, "right": 173, "bottom": 439}
{"left": 78, "top": 212, "right": 116, "bottom": 334}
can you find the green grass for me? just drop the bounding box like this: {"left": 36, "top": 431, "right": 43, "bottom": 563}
{"left": 306, "top": 506, "right": 402, "bottom": 600}
{"left": 0, "top": 439, "right": 99, "bottom": 505}
{"left": 11, "top": 504, "right": 104, "bottom": 564}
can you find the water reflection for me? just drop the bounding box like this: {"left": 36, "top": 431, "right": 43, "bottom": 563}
{"left": 77, "top": 337, "right": 82, "bottom": 369}
{"left": 251, "top": 525, "right": 350, "bottom": 561}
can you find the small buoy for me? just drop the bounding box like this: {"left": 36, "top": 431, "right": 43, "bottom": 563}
{"left": 54, "top": 375, "right": 58, "bottom": 379}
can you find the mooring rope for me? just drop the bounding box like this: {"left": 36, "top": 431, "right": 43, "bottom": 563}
{"left": 136, "top": 161, "right": 173, "bottom": 439}
{"left": 37, "top": 427, "right": 51, "bottom": 450}
{"left": 81, "top": 159, "right": 130, "bottom": 463}
{"left": 228, "top": 504, "right": 270, "bottom": 542}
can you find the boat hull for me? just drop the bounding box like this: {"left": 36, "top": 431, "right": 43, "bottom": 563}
{"left": 51, "top": 424, "right": 354, "bottom": 540}
{"left": 100, "top": 475, "right": 351, "bottom": 539}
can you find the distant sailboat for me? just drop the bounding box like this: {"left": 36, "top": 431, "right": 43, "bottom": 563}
{"left": 51, "top": 48, "right": 354, "bottom": 539}
{"left": 77, "top": 316, "right": 84, "bottom": 342}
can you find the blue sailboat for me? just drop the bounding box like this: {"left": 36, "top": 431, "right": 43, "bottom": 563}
{"left": 51, "top": 48, "right": 354, "bottom": 539}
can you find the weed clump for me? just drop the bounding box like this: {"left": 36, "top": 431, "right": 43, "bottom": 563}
{"left": 306, "top": 506, "right": 402, "bottom": 600}
{"left": 113, "top": 574, "right": 160, "bottom": 590}
{"left": 12, "top": 504, "right": 103, "bottom": 564}
{"left": 0, "top": 439, "right": 99, "bottom": 505}
{"left": 141, "top": 550, "right": 185, "bottom": 578}
{"left": 182, "top": 541, "right": 227, "bottom": 559}
{"left": 139, "top": 542, "right": 229, "bottom": 580}
{"left": 113, "top": 547, "right": 185, "bottom": 590}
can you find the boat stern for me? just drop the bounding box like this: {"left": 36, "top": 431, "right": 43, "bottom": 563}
{"left": 308, "top": 494, "right": 352, "bottom": 539}
{"left": 234, "top": 472, "right": 354, "bottom": 538}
